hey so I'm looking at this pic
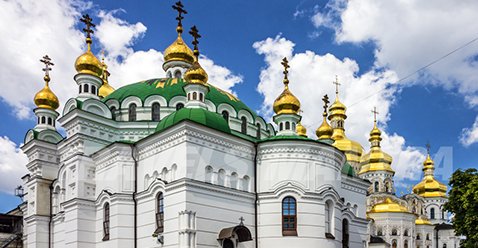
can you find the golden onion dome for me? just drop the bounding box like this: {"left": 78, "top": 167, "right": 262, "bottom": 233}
{"left": 412, "top": 151, "right": 447, "bottom": 198}
{"left": 273, "top": 86, "right": 301, "bottom": 115}
{"left": 75, "top": 38, "right": 102, "bottom": 77}
{"left": 359, "top": 121, "right": 394, "bottom": 175}
{"left": 333, "top": 137, "right": 364, "bottom": 164}
{"left": 296, "top": 122, "right": 307, "bottom": 137}
{"left": 164, "top": 26, "right": 195, "bottom": 65}
{"left": 184, "top": 60, "right": 208, "bottom": 85}
{"left": 34, "top": 75, "right": 59, "bottom": 110}
{"left": 369, "top": 197, "right": 410, "bottom": 214}
{"left": 415, "top": 216, "right": 433, "bottom": 225}
{"left": 316, "top": 113, "right": 333, "bottom": 140}
{"left": 98, "top": 59, "right": 115, "bottom": 98}
{"left": 329, "top": 97, "right": 347, "bottom": 119}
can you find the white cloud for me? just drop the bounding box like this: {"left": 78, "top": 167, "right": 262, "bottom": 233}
{"left": 312, "top": 0, "right": 478, "bottom": 146}
{"left": 200, "top": 55, "right": 243, "bottom": 94}
{"left": 0, "top": 137, "right": 28, "bottom": 194}
{"left": 460, "top": 116, "right": 478, "bottom": 147}
{"left": 253, "top": 35, "right": 425, "bottom": 182}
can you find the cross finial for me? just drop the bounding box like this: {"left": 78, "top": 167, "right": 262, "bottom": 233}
{"left": 426, "top": 143, "right": 431, "bottom": 154}
{"left": 322, "top": 94, "right": 330, "bottom": 114}
{"left": 239, "top": 216, "right": 245, "bottom": 226}
{"left": 80, "top": 14, "right": 95, "bottom": 40}
{"left": 281, "top": 57, "right": 290, "bottom": 85}
{"left": 40, "top": 55, "right": 54, "bottom": 77}
{"left": 172, "top": 1, "right": 187, "bottom": 33}
{"left": 189, "top": 25, "right": 201, "bottom": 59}
{"left": 333, "top": 75, "right": 341, "bottom": 96}
{"left": 371, "top": 107, "right": 379, "bottom": 123}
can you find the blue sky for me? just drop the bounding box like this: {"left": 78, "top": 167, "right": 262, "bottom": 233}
{"left": 0, "top": 0, "right": 477, "bottom": 212}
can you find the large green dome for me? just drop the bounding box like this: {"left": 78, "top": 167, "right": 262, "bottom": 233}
{"left": 102, "top": 78, "right": 257, "bottom": 118}
{"left": 155, "top": 108, "right": 231, "bottom": 133}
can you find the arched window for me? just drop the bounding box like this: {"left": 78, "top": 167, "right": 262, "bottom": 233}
{"left": 279, "top": 122, "right": 283, "bottom": 131}
{"left": 442, "top": 209, "right": 445, "bottom": 220}
{"left": 91, "top": 85, "right": 96, "bottom": 95}
{"left": 374, "top": 181, "right": 379, "bottom": 192}
{"left": 110, "top": 107, "right": 116, "bottom": 120}
{"left": 222, "top": 111, "right": 229, "bottom": 122}
{"left": 242, "top": 176, "right": 250, "bottom": 192}
{"left": 292, "top": 122, "right": 296, "bottom": 131}
{"left": 443, "top": 244, "right": 447, "bottom": 248}
{"left": 384, "top": 180, "right": 390, "bottom": 193}
{"left": 282, "top": 196, "right": 297, "bottom": 236}
{"left": 205, "top": 166, "right": 213, "bottom": 183}
{"left": 256, "top": 123, "right": 261, "bottom": 139}
{"left": 342, "top": 219, "right": 349, "bottom": 248}
{"left": 155, "top": 193, "right": 164, "bottom": 234}
{"left": 325, "top": 200, "right": 334, "bottom": 235}
{"left": 84, "top": 84, "right": 89, "bottom": 93}
{"left": 377, "top": 228, "right": 383, "bottom": 236}
{"left": 404, "top": 240, "right": 409, "bottom": 248}
{"left": 230, "top": 172, "right": 238, "bottom": 189}
{"left": 102, "top": 203, "right": 110, "bottom": 241}
{"left": 79, "top": 85, "right": 82, "bottom": 93}
{"left": 404, "top": 229, "right": 409, "bottom": 236}
{"left": 187, "top": 93, "right": 191, "bottom": 100}
{"left": 391, "top": 228, "right": 397, "bottom": 235}
{"left": 128, "top": 103, "right": 137, "bottom": 121}
{"left": 218, "top": 169, "right": 226, "bottom": 186}
{"left": 417, "top": 234, "right": 421, "bottom": 240}
{"left": 199, "top": 93, "right": 203, "bottom": 102}
{"left": 176, "top": 103, "right": 184, "bottom": 110}
{"left": 193, "top": 92, "right": 197, "bottom": 100}
{"left": 41, "top": 116, "right": 46, "bottom": 124}
{"left": 166, "top": 71, "right": 172, "bottom": 78}
{"left": 152, "top": 103, "right": 160, "bottom": 121}
{"left": 285, "top": 121, "right": 290, "bottom": 130}
{"left": 241, "top": 117, "right": 247, "bottom": 134}
{"left": 47, "top": 117, "right": 52, "bottom": 125}
{"left": 430, "top": 208, "right": 435, "bottom": 219}
{"left": 222, "top": 239, "right": 234, "bottom": 248}
{"left": 391, "top": 240, "right": 397, "bottom": 248}
{"left": 174, "top": 70, "right": 181, "bottom": 78}
{"left": 426, "top": 234, "right": 430, "bottom": 240}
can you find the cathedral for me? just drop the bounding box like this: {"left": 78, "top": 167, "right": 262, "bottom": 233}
{"left": 17, "top": 2, "right": 459, "bottom": 248}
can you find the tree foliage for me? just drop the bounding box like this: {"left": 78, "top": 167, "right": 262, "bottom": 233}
{"left": 443, "top": 168, "right": 478, "bottom": 248}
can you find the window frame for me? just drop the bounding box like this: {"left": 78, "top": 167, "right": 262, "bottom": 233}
{"left": 282, "top": 196, "right": 297, "bottom": 236}
{"left": 154, "top": 193, "right": 164, "bottom": 235}
{"left": 151, "top": 102, "right": 161, "bottom": 122}
{"left": 102, "top": 202, "right": 110, "bottom": 241}
{"left": 128, "top": 103, "right": 137, "bottom": 122}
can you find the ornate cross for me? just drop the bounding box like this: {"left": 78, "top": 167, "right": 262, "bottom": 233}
{"left": 189, "top": 25, "right": 201, "bottom": 57}
{"left": 172, "top": 1, "right": 187, "bottom": 28}
{"left": 426, "top": 143, "right": 431, "bottom": 154}
{"left": 371, "top": 107, "right": 379, "bottom": 123}
{"left": 322, "top": 94, "right": 330, "bottom": 113}
{"left": 80, "top": 14, "right": 95, "bottom": 38}
{"left": 281, "top": 57, "right": 290, "bottom": 82}
{"left": 40, "top": 55, "right": 54, "bottom": 76}
{"left": 333, "top": 75, "right": 341, "bottom": 95}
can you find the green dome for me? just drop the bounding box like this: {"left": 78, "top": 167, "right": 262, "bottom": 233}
{"left": 102, "top": 78, "right": 257, "bottom": 118}
{"left": 155, "top": 108, "right": 231, "bottom": 133}
{"left": 342, "top": 162, "right": 356, "bottom": 177}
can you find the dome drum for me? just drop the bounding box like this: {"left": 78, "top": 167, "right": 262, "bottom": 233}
{"left": 75, "top": 73, "right": 103, "bottom": 100}
{"left": 273, "top": 114, "right": 301, "bottom": 136}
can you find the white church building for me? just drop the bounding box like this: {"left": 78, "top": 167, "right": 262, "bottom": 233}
{"left": 18, "top": 2, "right": 459, "bottom": 248}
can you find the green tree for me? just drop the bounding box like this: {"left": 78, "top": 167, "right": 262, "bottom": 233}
{"left": 444, "top": 168, "right": 478, "bottom": 248}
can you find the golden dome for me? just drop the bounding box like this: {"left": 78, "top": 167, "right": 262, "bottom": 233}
{"left": 164, "top": 27, "right": 195, "bottom": 65}
{"left": 98, "top": 59, "right": 115, "bottom": 98}
{"left": 273, "top": 86, "right": 301, "bottom": 115}
{"left": 75, "top": 38, "right": 102, "bottom": 77}
{"left": 184, "top": 60, "right": 208, "bottom": 85}
{"left": 333, "top": 137, "right": 364, "bottom": 164}
{"left": 296, "top": 122, "right": 307, "bottom": 137}
{"left": 329, "top": 97, "right": 347, "bottom": 119}
{"left": 412, "top": 152, "right": 447, "bottom": 198}
{"left": 369, "top": 197, "right": 410, "bottom": 214}
{"left": 415, "top": 216, "right": 433, "bottom": 225}
{"left": 316, "top": 116, "right": 333, "bottom": 139}
{"left": 34, "top": 75, "right": 59, "bottom": 110}
{"left": 359, "top": 122, "right": 394, "bottom": 175}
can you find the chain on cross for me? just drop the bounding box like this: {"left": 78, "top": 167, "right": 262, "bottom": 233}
{"left": 40, "top": 55, "right": 54, "bottom": 76}
{"left": 80, "top": 14, "right": 95, "bottom": 39}
{"left": 172, "top": 1, "right": 187, "bottom": 29}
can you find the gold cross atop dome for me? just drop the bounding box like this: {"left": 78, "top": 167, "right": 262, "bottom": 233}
{"left": 40, "top": 55, "right": 54, "bottom": 78}
{"left": 189, "top": 25, "right": 201, "bottom": 59}
{"left": 322, "top": 94, "right": 330, "bottom": 114}
{"left": 281, "top": 57, "right": 290, "bottom": 85}
{"left": 75, "top": 14, "right": 102, "bottom": 77}
{"left": 34, "top": 55, "right": 59, "bottom": 110}
{"left": 183, "top": 25, "right": 208, "bottom": 85}
{"left": 80, "top": 14, "right": 95, "bottom": 41}
{"left": 371, "top": 107, "right": 379, "bottom": 123}
{"left": 173, "top": 1, "right": 187, "bottom": 33}
{"left": 333, "top": 75, "right": 341, "bottom": 96}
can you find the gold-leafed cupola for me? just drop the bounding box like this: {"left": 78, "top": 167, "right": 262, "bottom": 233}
{"left": 74, "top": 14, "right": 102, "bottom": 77}
{"left": 412, "top": 144, "right": 447, "bottom": 198}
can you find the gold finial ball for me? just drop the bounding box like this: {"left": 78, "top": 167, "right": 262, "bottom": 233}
{"left": 184, "top": 61, "right": 208, "bottom": 85}
{"left": 75, "top": 50, "right": 103, "bottom": 77}
{"left": 296, "top": 122, "right": 307, "bottom": 137}
{"left": 34, "top": 83, "right": 59, "bottom": 110}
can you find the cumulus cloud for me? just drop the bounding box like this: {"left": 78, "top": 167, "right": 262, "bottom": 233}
{"left": 311, "top": 0, "right": 478, "bottom": 145}
{"left": 253, "top": 35, "right": 424, "bottom": 182}
{"left": 0, "top": 137, "right": 28, "bottom": 194}
{"left": 460, "top": 116, "right": 478, "bottom": 147}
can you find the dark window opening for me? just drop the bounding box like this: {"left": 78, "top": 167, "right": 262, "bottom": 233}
{"left": 342, "top": 219, "right": 349, "bottom": 248}
{"left": 222, "top": 111, "right": 229, "bottom": 122}
{"left": 47, "top": 117, "right": 52, "bottom": 125}
{"left": 91, "top": 85, "right": 96, "bottom": 95}
{"left": 176, "top": 103, "right": 184, "bottom": 110}
{"left": 152, "top": 103, "right": 161, "bottom": 121}
{"left": 128, "top": 103, "right": 137, "bottom": 122}
{"left": 154, "top": 193, "right": 164, "bottom": 234}
{"left": 110, "top": 107, "right": 116, "bottom": 120}
{"left": 285, "top": 121, "right": 290, "bottom": 130}
{"left": 84, "top": 84, "right": 89, "bottom": 93}
{"left": 102, "top": 203, "right": 110, "bottom": 241}
{"left": 241, "top": 117, "right": 247, "bottom": 134}
{"left": 430, "top": 208, "right": 435, "bottom": 220}
{"left": 256, "top": 123, "right": 261, "bottom": 139}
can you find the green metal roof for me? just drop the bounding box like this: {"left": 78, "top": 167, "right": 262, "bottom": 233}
{"left": 102, "top": 78, "right": 258, "bottom": 119}
{"left": 342, "top": 162, "right": 356, "bottom": 177}
{"left": 155, "top": 108, "right": 231, "bottom": 134}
